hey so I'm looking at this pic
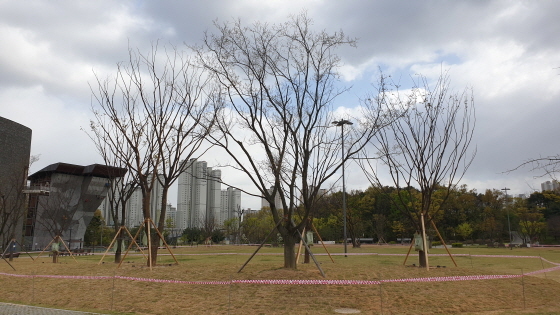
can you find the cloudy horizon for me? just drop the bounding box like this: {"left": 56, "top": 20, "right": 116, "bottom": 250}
{"left": 1, "top": 1, "right": 559, "bottom": 209}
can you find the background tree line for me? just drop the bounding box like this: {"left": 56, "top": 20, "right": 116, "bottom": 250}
{"left": 232, "top": 185, "right": 560, "bottom": 246}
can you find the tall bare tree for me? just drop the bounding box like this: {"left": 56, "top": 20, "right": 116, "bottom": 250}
{"left": 90, "top": 44, "right": 215, "bottom": 265}
{"left": 195, "top": 13, "right": 390, "bottom": 269}
{"left": 360, "top": 72, "right": 476, "bottom": 268}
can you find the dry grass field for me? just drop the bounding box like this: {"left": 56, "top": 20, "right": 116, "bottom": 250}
{"left": 1, "top": 244, "right": 560, "bottom": 314}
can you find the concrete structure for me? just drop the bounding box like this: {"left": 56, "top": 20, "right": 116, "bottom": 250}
{"left": 0, "top": 116, "right": 32, "bottom": 248}
{"left": 25, "top": 163, "right": 126, "bottom": 250}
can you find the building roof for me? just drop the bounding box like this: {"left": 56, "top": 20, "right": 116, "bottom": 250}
{"left": 28, "top": 162, "right": 127, "bottom": 180}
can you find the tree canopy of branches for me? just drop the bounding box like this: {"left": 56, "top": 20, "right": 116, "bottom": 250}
{"left": 195, "top": 13, "right": 390, "bottom": 269}
{"left": 361, "top": 72, "right": 476, "bottom": 267}
{"left": 89, "top": 44, "right": 216, "bottom": 265}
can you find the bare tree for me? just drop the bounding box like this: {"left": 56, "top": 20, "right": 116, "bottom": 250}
{"left": 90, "top": 43, "right": 215, "bottom": 265}
{"left": 0, "top": 157, "right": 33, "bottom": 249}
{"left": 35, "top": 181, "right": 82, "bottom": 262}
{"left": 85, "top": 131, "right": 137, "bottom": 263}
{"left": 194, "top": 13, "right": 389, "bottom": 269}
{"left": 360, "top": 72, "right": 476, "bottom": 268}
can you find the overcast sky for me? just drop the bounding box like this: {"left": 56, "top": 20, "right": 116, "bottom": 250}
{"left": 1, "top": 1, "right": 559, "bottom": 209}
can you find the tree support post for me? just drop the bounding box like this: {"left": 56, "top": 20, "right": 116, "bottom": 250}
{"left": 430, "top": 218, "right": 457, "bottom": 267}
{"left": 311, "top": 222, "right": 335, "bottom": 263}
{"left": 293, "top": 222, "right": 326, "bottom": 278}
{"left": 238, "top": 219, "right": 283, "bottom": 273}
{"left": 421, "top": 212, "right": 429, "bottom": 270}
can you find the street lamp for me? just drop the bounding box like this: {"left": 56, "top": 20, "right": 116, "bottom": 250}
{"left": 333, "top": 119, "right": 353, "bottom": 257}
{"left": 501, "top": 187, "right": 512, "bottom": 243}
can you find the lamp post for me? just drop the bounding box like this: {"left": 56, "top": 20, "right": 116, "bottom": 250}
{"left": 501, "top": 187, "right": 512, "bottom": 243}
{"left": 333, "top": 119, "right": 353, "bottom": 257}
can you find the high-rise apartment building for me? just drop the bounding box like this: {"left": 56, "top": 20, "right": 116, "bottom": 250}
{"left": 541, "top": 180, "right": 560, "bottom": 192}
{"left": 261, "top": 186, "right": 283, "bottom": 210}
{"left": 123, "top": 176, "right": 164, "bottom": 228}
{"left": 220, "top": 187, "right": 241, "bottom": 223}
{"left": 177, "top": 159, "right": 208, "bottom": 229}
{"left": 207, "top": 167, "right": 222, "bottom": 224}
{"left": 176, "top": 159, "right": 240, "bottom": 229}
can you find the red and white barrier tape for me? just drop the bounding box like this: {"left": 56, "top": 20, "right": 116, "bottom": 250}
{"left": 0, "top": 269, "right": 556, "bottom": 285}
{"left": 2, "top": 253, "right": 559, "bottom": 285}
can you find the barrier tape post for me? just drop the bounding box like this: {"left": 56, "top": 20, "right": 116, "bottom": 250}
{"left": 539, "top": 253, "right": 547, "bottom": 279}
{"left": 521, "top": 268, "right": 526, "bottom": 310}
{"left": 111, "top": 270, "right": 116, "bottom": 311}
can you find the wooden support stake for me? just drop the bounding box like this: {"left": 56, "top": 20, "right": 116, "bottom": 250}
{"left": 149, "top": 218, "right": 179, "bottom": 265}
{"left": 403, "top": 237, "right": 414, "bottom": 266}
{"left": 421, "top": 212, "right": 429, "bottom": 271}
{"left": 238, "top": 219, "right": 283, "bottom": 273}
{"left": 311, "top": 222, "right": 335, "bottom": 263}
{"left": 430, "top": 219, "right": 457, "bottom": 267}
{"left": 295, "top": 227, "right": 306, "bottom": 264}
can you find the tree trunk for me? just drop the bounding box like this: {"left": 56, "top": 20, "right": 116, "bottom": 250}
{"left": 283, "top": 232, "right": 297, "bottom": 269}
{"left": 52, "top": 251, "right": 58, "bottom": 263}
{"left": 418, "top": 250, "right": 427, "bottom": 267}
{"left": 141, "top": 187, "right": 154, "bottom": 267}
{"left": 114, "top": 227, "right": 124, "bottom": 264}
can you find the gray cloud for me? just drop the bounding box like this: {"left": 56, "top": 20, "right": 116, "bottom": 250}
{"left": 1, "top": 0, "right": 559, "bottom": 208}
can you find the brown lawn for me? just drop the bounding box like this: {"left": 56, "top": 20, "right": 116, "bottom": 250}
{"left": 1, "top": 245, "right": 560, "bottom": 314}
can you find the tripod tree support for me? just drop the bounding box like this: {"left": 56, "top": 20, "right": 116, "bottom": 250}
{"left": 1, "top": 239, "right": 35, "bottom": 271}
{"left": 116, "top": 218, "right": 179, "bottom": 270}
{"left": 98, "top": 225, "right": 147, "bottom": 265}
{"left": 35, "top": 235, "right": 77, "bottom": 263}
{"left": 293, "top": 221, "right": 326, "bottom": 278}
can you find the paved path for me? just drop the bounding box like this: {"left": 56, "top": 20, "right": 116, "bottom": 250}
{"left": 0, "top": 302, "right": 106, "bottom": 315}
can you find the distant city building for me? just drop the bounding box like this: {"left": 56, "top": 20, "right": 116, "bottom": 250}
{"left": 0, "top": 116, "right": 32, "bottom": 248}
{"left": 541, "top": 180, "right": 560, "bottom": 192}
{"left": 220, "top": 187, "right": 241, "bottom": 223}
{"left": 123, "top": 176, "right": 164, "bottom": 228}
{"left": 99, "top": 174, "right": 166, "bottom": 228}
{"left": 261, "top": 186, "right": 283, "bottom": 210}
{"left": 177, "top": 159, "right": 207, "bottom": 229}
{"left": 165, "top": 203, "right": 177, "bottom": 225}
{"left": 25, "top": 163, "right": 126, "bottom": 250}
{"left": 207, "top": 167, "right": 222, "bottom": 224}
{"left": 302, "top": 186, "right": 327, "bottom": 203}
{"left": 242, "top": 208, "right": 258, "bottom": 221}
{"left": 176, "top": 159, "right": 241, "bottom": 229}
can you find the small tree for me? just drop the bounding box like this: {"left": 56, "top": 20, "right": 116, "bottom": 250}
{"left": 90, "top": 43, "right": 216, "bottom": 265}
{"left": 360, "top": 71, "right": 476, "bottom": 268}
{"left": 455, "top": 222, "right": 473, "bottom": 242}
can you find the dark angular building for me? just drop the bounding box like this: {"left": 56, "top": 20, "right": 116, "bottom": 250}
{"left": 25, "top": 163, "right": 126, "bottom": 250}
{"left": 0, "top": 116, "right": 32, "bottom": 248}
